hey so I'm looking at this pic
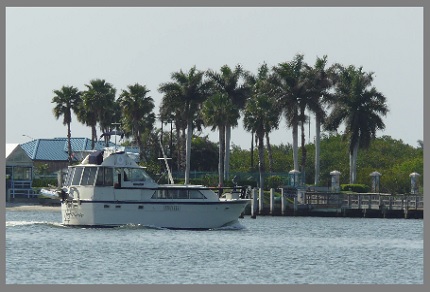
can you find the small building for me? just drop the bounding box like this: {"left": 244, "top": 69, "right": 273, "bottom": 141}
{"left": 20, "top": 137, "right": 140, "bottom": 173}
{"left": 6, "top": 144, "right": 34, "bottom": 199}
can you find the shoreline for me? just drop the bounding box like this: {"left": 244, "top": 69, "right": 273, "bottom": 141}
{"left": 6, "top": 201, "right": 61, "bottom": 211}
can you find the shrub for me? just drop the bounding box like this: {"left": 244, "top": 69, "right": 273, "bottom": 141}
{"left": 341, "top": 184, "right": 370, "bottom": 193}
{"left": 32, "top": 178, "right": 58, "bottom": 188}
{"left": 266, "top": 175, "right": 284, "bottom": 190}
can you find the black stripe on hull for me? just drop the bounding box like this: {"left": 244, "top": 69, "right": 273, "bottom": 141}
{"left": 63, "top": 200, "right": 249, "bottom": 206}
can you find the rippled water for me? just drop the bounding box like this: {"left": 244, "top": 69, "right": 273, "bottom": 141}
{"left": 6, "top": 206, "right": 423, "bottom": 284}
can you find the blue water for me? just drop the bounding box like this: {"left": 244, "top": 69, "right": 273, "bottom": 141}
{"left": 5, "top": 206, "right": 423, "bottom": 284}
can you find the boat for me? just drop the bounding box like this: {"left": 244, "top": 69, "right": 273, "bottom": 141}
{"left": 58, "top": 149, "right": 250, "bottom": 229}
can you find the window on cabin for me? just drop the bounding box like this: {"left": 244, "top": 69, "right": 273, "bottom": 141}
{"left": 123, "top": 168, "right": 150, "bottom": 182}
{"left": 151, "top": 189, "right": 206, "bottom": 199}
{"left": 189, "top": 190, "right": 206, "bottom": 199}
{"left": 64, "top": 168, "right": 75, "bottom": 186}
{"left": 71, "top": 167, "right": 83, "bottom": 185}
{"left": 95, "top": 167, "right": 104, "bottom": 186}
{"left": 81, "top": 167, "right": 97, "bottom": 185}
{"left": 95, "top": 167, "right": 114, "bottom": 186}
{"left": 104, "top": 168, "right": 113, "bottom": 186}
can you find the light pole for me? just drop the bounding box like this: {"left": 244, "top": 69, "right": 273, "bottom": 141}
{"left": 22, "top": 134, "right": 34, "bottom": 141}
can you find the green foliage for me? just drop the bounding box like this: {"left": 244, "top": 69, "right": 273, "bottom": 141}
{"left": 34, "top": 163, "right": 50, "bottom": 175}
{"left": 227, "top": 134, "right": 423, "bottom": 194}
{"left": 32, "top": 178, "right": 58, "bottom": 188}
{"left": 341, "top": 184, "right": 370, "bottom": 193}
{"left": 190, "top": 136, "right": 218, "bottom": 171}
{"left": 266, "top": 175, "right": 284, "bottom": 189}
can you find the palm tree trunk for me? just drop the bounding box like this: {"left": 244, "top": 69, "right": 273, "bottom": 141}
{"left": 265, "top": 132, "right": 274, "bottom": 173}
{"left": 350, "top": 142, "right": 359, "bottom": 183}
{"left": 181, "top": 127, "right": 186, "bottom": 171}
{"left": 67, "top": 122, "right": 72, "bottom": 165}
{"left": 174, "top": 121, "right": 181, "bottom": 172}
{"left": 218, "top": 126, "right": 225, "bottom": 187}
{"left": 314, "top": 116, "right": 321, "bottom": 185}
{"left": 91, "top": 125, "right": 97, "bottom": 149}
{"left": 301, "top": 118, "right": 306, "bottom": 182}
{"left": 250, "top": 132, "right": 254, "bottom": 170}
{"left": 185, "top": 119, "right": 193, "bottom": 184}
{"left": 224, "top": 124, "right": 231, "bottom": 180}
{"left": 257, "top": 133, "right": 265, "bottom": 191}
{"left": 292, "top": 123, "right": 299, "bottom": 171}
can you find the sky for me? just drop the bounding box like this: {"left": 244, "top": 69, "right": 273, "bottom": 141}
{"left": 5, "top": 7, "right": 423, "bottom": 149}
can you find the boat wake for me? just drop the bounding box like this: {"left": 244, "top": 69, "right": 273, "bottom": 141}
{"left": 211, "top": 221, "right": 246, "bottom": 231}
{"left": 6, "top": 221, "right": 64, "bottom": 228}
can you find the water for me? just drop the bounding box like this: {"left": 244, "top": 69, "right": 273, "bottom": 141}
{"left": 6, "top": 206, "right": 423, "bottom": 284}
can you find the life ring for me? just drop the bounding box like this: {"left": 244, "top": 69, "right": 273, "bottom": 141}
{"left": 117, "top": 156, "right": 125, "bottom": 165}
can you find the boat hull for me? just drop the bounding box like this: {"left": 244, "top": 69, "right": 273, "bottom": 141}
{"left": 61, "top": 199, "right": 249, "bottom": 229}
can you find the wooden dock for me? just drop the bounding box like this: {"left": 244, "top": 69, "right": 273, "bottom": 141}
{"left": 246, "top": 190, "right": 423, "bottom": 219}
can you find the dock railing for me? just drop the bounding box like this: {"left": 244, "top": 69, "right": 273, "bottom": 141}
{"left": 304, "top": 192, "right": 423, "bottom": 211}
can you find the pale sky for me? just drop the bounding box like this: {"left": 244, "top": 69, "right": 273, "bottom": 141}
{"left": 5, "top": 7, "right": 423, "bottom": 149}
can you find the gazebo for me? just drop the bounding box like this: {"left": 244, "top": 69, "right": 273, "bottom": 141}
{"left": 5, "top": 144, "right": 34, "bottom": 200}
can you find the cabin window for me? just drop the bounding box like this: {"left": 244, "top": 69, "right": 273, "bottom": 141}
{"left": 81, "top": 167, "right": 97, "bottom": 185}
{"left": 71, "top": 167, "right": 83, "bottom": 185}
{"left": 123, "top": 168, "right": 152, "bottom": 182}
{"left": 95, "top": 167, "right": 104, "bottom": 186}
{"left": 64, "top": 168, "right": 75, "bottom": 186}
{"left": 104, "top": 168, "right": 114, "bottom": 186}
{"left": 189, "top": 190, "right": 206, "bottom": 199}
{"left": 95, "top": 167, "right": 114, "bottom": 186}
{"left": 151, "top": 189, "right": 206, "bottom": 199}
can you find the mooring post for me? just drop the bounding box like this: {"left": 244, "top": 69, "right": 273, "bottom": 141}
{"left": 294, "top": 196, "right": 298, "bottom": 213}
{"left": 358, "top": 194, "right": 362, "bottom": 209}
{"left": 368, "top": 194, "right": 372, "bottom": 210}
{"left": 259, "top": 188, "right": 264, "bottom": 215}
{"left": 270, "top": 188, "right": 274, "bottom": 215}
{"left": 281, "top": 188, "right": 285, "bottom": 216}
{"left": 251, "top": 188, "right": 257, "bottom": 219}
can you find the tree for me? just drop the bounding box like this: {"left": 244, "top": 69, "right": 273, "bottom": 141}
{"left": 202, "top": 93, "right": 240, "bottom": 187}
{"left": 206, "top": 64, "right": 248, "bottom": 180}
{"left": 325, "top": 65, "right": 389, "bottom": 183}
{"left": 272, "top": 54, "right": 307, "bottom": 174}
{"left": 118, "top": 83, "right": 156, "bottom": 162}
{"left": 303, "top": 55, "right": 335, "bottom": 185}
{"left": 243, "top": 85, "right": 280, "bottom": 190}
{"left": 51, "top": 85, "right": 81, "bottom": 164}
{"left": 81, "top": 79, "right": 117, "bottom": 149}
{"left": 158, "top": 66, "right": 212, "bottom": 184}
{"left": 244, "top": 62, "right": 280, "bottom": 173}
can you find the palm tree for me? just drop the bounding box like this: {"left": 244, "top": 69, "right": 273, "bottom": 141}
{"left": 325, "top": 65, "right": 389, "bottom": 183}
{"left": 159, "top": 98, "right": 187, "bottom": 172}
{"left": 244, "top": 62, "right": 280, "bottom": 173}
{"left": 272, "top": 54, "right": 307, "bottom": 173}
{"left": 159, "top": 66, "right": 212, "bottom": 184}
{"left": 51, "top": 85, "right": 81, "bottom": 164}
{"left": 206, "top": 64, "right": 248, "bottom": 180}
{"left": 202, "top": 93, "right": 240, "bottom": 187}
{"left": 118, "top": 83, "right": 156, "bottom": 162}
{"left": 303, "top": 55, "right": 335, "bottom": 185}
{"left": 243, "top": 81, "right": 280, "bottom": 190}
{"left": 81, "top": 79, "right": 117, "bottom": 149}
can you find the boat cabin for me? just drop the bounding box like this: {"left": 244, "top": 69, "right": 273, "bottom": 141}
{"left": 63, "top": 165, "right": 156, "bottom": 189}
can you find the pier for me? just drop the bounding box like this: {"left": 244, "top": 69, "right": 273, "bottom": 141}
{"left": 247, "top": 189, "right": 424, "bottom": 219}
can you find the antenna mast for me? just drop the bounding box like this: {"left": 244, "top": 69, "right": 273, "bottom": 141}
{"left": 112, "top": 122, "right": 121, "bottom": 152}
